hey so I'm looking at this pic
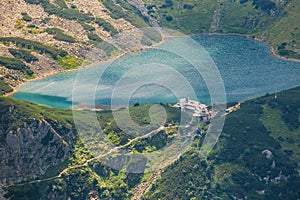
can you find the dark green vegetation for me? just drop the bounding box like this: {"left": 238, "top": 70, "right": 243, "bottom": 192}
{"left": 8, "top": 48, "right": 38, "bottom": 63}
{"left": 95, "top": 18, "right": 118, "bottom": 35}
{"left": 24, "top": 0, "right": 121, "bottom": 37}
{"left": 0, "top": 97, "right": 74, "bottom": 131}
{"left": 0, "top": 56, "right": 34, "bottom": 77}
{"left": 24, "top": 0, "right": 94, "bottom": 23}
{"left": 143, "top": 0, "right": 300, "bottom": 59}
{"left": 46, "top": 28, "right": 75, "bottom": 43}
{"left": 79, "top": 22, "right": 95, "bottom": 32}
{"left": 0, "top": 37, "right": 67, "bottom": 60}
{"left": 2, "top": 87, "right": 300, "bottom": 199}
{"left": 0, "top": 79, "right": 13, "bottom": 96}
{"left": 144, "top": 87, "right": 300, "bottom": 199}
{"left": 2, "top": 102, "right": 182, "bottom": 199}
{"left": 21, "top": 12, "right": 32, "bottom": 22}
{"left": 101, "top": 0, "right": 150, "bottom": 28}
{"left": 0, "top": 37, "right": 80, "bottom": 70}
{"left": 87, "top": 32, "right": 103, "bottom": 43}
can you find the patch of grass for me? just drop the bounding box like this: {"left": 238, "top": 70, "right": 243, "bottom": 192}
{"left": 255, "top": 0, "right": 300, "bottom": 59}
{"left": 57, "top": 55, "right": 80, "bottom": 70}
{"left": 144, "top": 0, "right": 218, "bottom": 33}
{"left": 261, "top": 106, "right": 300, "bottom": 161}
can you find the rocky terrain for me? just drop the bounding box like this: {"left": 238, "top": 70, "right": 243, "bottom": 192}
{"left": 0, "top": 0, "right": 153, "bottom": 91}
{"left": 0, "top": 0, "right": 299, "bottom": 95}
{"left": 0, "top": 97, "right": 76, "bottom": 186}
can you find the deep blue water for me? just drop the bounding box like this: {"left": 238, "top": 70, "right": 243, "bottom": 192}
{"left": 12, "top": 35, "right": 300, "bottom": 108}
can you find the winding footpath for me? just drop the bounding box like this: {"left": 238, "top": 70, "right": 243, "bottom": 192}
{"left": 2, "top": 125, "right": 165, "bottom": 188}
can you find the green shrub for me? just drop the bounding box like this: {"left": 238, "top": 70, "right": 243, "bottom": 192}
{"left": 183, "top": 4, "right": 194, "bottom": 10}
{"left": 54, "top": 0, "right": 68, "bottom": 8}
{"left": 160, "top": 0, "right": 173, "bottom": 8}
{"left": 24, "top": 0, "right": 94, "bottom": 23}
{"left": 53, "top": 33, "right": 75, "bottom": 43}
{"left": 165, "top": 16, "right": 173, "bottom": 21}
{"left": 0, "top": 56, "right": 34, "bottom": 76}
{"left": 46, "top": 28, "right": 75, "bottom": 43}
{"left": 252, "top": 0, "right": 276, "bottom": 11}
{"left": 27, "top": 24, "right": 36, "bottom": 28}
{"left": 8, "top": 48, "right": 39, "bottom": 63}
{"left": 102, "top": 0, "right": 149, "bottom": 27}
{"left": 0, "top": 79, "right": 13, "bottom": 96}
{"left": 94, "top": 18, "right": 118, "bottom": 35}
{"left": 87, "top": 33, "right": 103, "bottom": 43}
{"left": 278, "top": 49, "right": 300, "bottom": 59}
{"left": 80, "top": 23, "right": 95, "bottom": 31}
{"left": 0, "top": 37, "right": 68, "bottom": 60}
{"left": 45, "top": 27, "right": 63, "bottom": 35}
{"left": 21, "top": 12, "right": 32, "bottom": 22}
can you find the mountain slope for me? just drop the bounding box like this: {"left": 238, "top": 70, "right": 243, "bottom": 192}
{"left": 0, "top": 0, "right": 152, "bottom": 91}
{"left": 1, "top": 87, "right": 299, "bottom": 199}
{"left": 143, "top": 0, "right": 300, "bottom": 59}
{"left": 0, "top": 0, "right": 300, "bottom": 95}
{"left": 0, "top": 97, "right": 76, "bottom": 187}
{"left": 143, "top": 86, "right": 300, "bottom": 199}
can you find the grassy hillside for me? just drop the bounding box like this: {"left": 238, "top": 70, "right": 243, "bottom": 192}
{"left": 143, "top": 0, "right": 300, "bottom": 59}
{"left": 143, "top": 0, "right": 218, "bottom": 33}
{"left": 2, "top": 87, "right": 300, "bottom": 199}
{"left": 2, "top": 102, "right": 185, "bottom": 199}
{"left": 0, "top": 96, "right": 75, "bottom": 138}
{"left": 144, "top": 86, "right": 300, "bottom": 199}
{"left": 257, "top": 0, "right": 300, "bottom": 59}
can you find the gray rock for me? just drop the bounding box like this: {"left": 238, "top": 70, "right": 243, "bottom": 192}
{"left": 0, "top": 119, "right": 74, "bottom": 186}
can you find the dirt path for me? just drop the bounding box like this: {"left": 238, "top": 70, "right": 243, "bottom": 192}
{"left": 3, "top": 126, "right": 165, "bottom": 188}
{"left": 210, "top": 0, "right": 223, "bottom": 32}
{"left": 131, "top": 169, "right": 162, "bottom": 200}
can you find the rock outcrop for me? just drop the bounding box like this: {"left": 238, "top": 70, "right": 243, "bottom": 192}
{"left": 0, "top": 98, "right": 76, "bottom": 186}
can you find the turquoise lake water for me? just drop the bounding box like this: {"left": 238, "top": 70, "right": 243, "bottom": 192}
{"left": 12, "top": 34, "right": 300, "bottom": 108}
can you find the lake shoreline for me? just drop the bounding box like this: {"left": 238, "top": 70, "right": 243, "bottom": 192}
{"left": 5, "top": 35, "right": 168, "bottom": 97}
{"left": 6, "top": 32, "right": 300, "bottom": 99}
{"left": 190, "top": 32, "right": 300, "bottom": 63}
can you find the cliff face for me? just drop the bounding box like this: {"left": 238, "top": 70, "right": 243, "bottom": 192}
{"left": 0, "top": 97, "right": 76, "bottom": 186}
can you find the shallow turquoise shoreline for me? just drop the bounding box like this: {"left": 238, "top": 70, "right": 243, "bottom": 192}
{"left": 12, "top": 34, "right": 300, "bottom": 109}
